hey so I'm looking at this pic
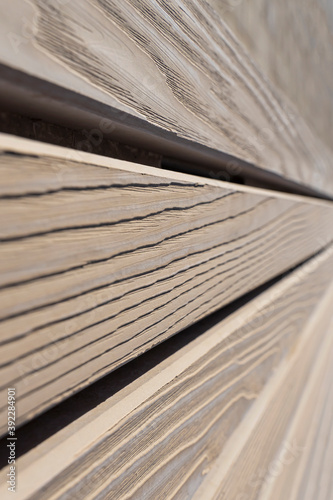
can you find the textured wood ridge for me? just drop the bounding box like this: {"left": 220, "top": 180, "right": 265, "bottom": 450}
{"left": 1, "top": 1, "right": 333, "bottom": 194}
{"left": 1, "top": 134, "right": 333, "bottom": 434}
{"left": 1, "top": 247, "right": 332, "bottom": 500}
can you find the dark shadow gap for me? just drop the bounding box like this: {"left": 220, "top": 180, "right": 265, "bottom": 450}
{"left": 0, "top": 64, "right": 332, "bottom": 201}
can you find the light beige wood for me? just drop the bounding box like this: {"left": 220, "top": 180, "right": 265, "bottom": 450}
{"left": 0, "top": 134, "right": 333, "bottom": 433}
{"left": 215, "top": 0, "right": 333, "bottom": 155}
{"left": 193, "top": 274, "right": 333, "bottom": 500}
{"left": 0, "top": 1, "right": 333, "bottom": 194}
{"left": 0, "top": 246, "right": 332, "bottom": 499}
{"left": 257, "top": 317, "right": 333, "bottom": 500}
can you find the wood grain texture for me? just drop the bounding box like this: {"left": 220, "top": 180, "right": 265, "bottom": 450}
{"left": 0, "top": 0, "right": 333, "bottom": 194}
{"left": 215, "top": 0, "right": 333, "bottom": 155}
{"left": 1, "top": 134, "right": 333, "bottom": 433}
{"left": 194, "top": 276, "right": 333, "bottom": 500}
{"left": 1, "top": 247, "right": 333, "bottom": 500}
{"left": 257, "top": 318, "right": 333, "bottom": 500}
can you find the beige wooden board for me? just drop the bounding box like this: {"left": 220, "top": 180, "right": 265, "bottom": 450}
{"left": 0, "top": 246, "right": 333, "bottom": 499}
{"left": 193, "top": 272, "right": 333, "bottom": 500}
{"left": 0, "top": 1, "right": 333, "bottom": 194}
{"left": 215, "top": 0, "right": 333, "bottom": 156}
{"left": 0, "top": 134, "right": 333, "bottom": 433}
{"left": 257, "top": 317, "right": 333, "bottom": 500}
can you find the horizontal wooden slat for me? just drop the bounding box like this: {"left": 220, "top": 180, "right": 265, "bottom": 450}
{"left": 195, "top": 279, "right": 333, "bottom": 500}
{"left": 1, "top": 246, "right": 332, "bottom": 499}
{"left": 257, "top": 319, "right": 333, "bottom": 500}
{"left": 218, "top": 0, "right": 333, "bottom": 157}
{"left": 0, "top": 134, "right": 333, "bottom": 433}
{"left": 0, "top": 1, "right": 333, "bottom": 194}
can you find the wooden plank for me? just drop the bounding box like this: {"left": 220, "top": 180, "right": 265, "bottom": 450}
{"left": 1, "top": 246, "right": 332, "bottom": 500}
{"left": 217, "top": 0, "right": 333, "bottom": 157}
{"left": 193, "top": 276, "right": 333, "bottom": 500}
{"left": 0, "top": 1, "right": 333, "bottom": 194}
{"left": 257, "top": 319, "right": 333, "bottom": 500}
{"left": 0, "top": 133, "right": 333, "bottom": 433}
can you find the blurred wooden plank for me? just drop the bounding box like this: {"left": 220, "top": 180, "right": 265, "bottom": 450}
{"left": 217, "top": 0, "right": 333, "bottom": 158}
{"left": 0, "top": 1, "right": 332, "bottom": 194}
{"left": 1, "top": 246, "right": 332, "bottom": 499}
{"left": 193, "top": 274, "right": 333, "bottom": 500}
{"left": 257, "top": 316, "right": 333, "bottom": 500}
{"left": 0, "top": 134, "right": 333, "bottom": 433}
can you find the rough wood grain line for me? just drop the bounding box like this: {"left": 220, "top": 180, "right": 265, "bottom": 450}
{"left": 257, "top": 319, "right": 333, "bottom": 500}
{"left": 194, "top": 274, "right": 333, "bottom": 500}
{"left": 0, "top": 1, "right": 333, "bottom": 194}
{"left": 1, "top": 134, "right": 333, "bottom": 433}
{"left": 0, "top": 247, "right": 332, "bottom": 499}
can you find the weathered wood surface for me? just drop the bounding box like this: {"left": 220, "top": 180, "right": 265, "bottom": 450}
{"left": 193, "top": 276, "right": 333, "bottom": 500}
{"left": 0, "top": 0, "right": 333, "bottom": 194}
{"left": 258, "top": 318, "right": 333, "bottom": 500}
{"left": 1, "top": 247, "right": 332, "bottom": 500}
{"left": 0, "top": 134, "right": 333, "bottom": 433}
{"left": 215, "top": 0, "right": 333, "bottom": 155}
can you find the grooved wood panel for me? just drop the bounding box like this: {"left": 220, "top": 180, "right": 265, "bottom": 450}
{"left": 193, "top": 277, "right": 333, "bottom": 500}
{"left": 1, "top": 134, "right": 333, "bottom": 433}
{"left": 215, "top": 0, "right": 333, "bottom": 154}
{"left": 1, "top": 247, "right": 332, "bottom": 500}
{"left": 257, "top": 320, "right": 333, "bottom": 500}
{"left": 0, "top": 0, "right": 333, "bottom": 194}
